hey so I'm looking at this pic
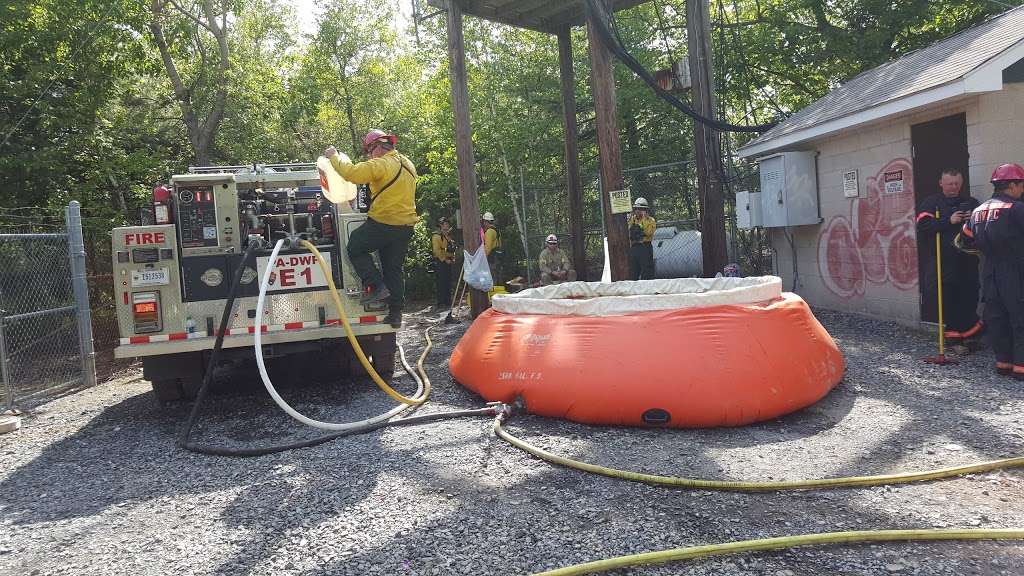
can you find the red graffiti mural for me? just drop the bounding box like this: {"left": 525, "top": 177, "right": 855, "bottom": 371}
{"left": 817, "top": 158, "right": 918, "bottom": 298}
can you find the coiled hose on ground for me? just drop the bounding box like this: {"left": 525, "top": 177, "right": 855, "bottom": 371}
{"left": 175, "top": 238, "right": 1022, "bottom": 571}
{"left": 491, "top": 411, "right": 1024, "bottom": 574}
{"left": 177, "top": 237, "right": 498, "bottom": 457}
{"left": 493, "top": 411, "right": 1024, "bottom": 491}
{"left": 531, "top": 529, "right": 1024, "bottom": 575}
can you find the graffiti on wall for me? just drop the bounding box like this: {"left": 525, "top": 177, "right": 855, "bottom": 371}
{"left": 817, "top": 158, "right": 918, "bottom": 298}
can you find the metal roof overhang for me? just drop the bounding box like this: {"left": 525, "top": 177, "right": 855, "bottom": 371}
{"left": 426, "top": 0, "right": 649, "bottom": 34}
{"left": 738, "top": 37, "right": 1024, "bottom": 159}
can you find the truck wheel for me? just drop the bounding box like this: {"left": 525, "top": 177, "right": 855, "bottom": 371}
{"left": 144, "top": 352, "right": 205, "bottom": 405}
{"left": 179, "top": 377, "right": 204, "bottom": 401}
{"left": 371, "top": 349, "right": 396, "bottom": 381}
{"left": 151, "top": 378, "right": 184, "bottom": 404}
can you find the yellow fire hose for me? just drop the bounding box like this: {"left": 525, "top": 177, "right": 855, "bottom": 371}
{"left": 300, "top": 239, "right": 426, "bottom": 405}
{"left": 532, "top": 529, "right": 1024, "bottom": 575}
{"left": 494, "top": 414, "right": 1024, "bottom": 491}
{"left": 292, "top": 235, "right": 1023, "bottom": 575}
{"left": 491, "top": 413, "right": 1024, "bottom": 573}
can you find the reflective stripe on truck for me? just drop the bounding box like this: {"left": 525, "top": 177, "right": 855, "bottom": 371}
{"left": 119, "top": 316, "right": 381, "bottom": 345}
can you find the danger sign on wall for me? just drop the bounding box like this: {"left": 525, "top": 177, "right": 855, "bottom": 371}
{"left": 883, "top": 169, "right": 904, "bottom": 195}
{"left": 256, "top": 254, "right": 333, "bottom": 293}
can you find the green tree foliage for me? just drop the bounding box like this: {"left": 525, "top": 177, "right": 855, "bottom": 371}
{"left": 1, "top": 0, "right": 149, "bottom": 214}
{"left": 3, "top": 0, "right": 1021, "bottom": 287}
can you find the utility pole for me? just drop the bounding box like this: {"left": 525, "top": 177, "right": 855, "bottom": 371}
{"left": 687, "top": 0, "right": 728, "bottom": 276}
{"left": 586, "top": 0, "right": 630, "bottom": 280}
{"left": 445, "top": 1, "right": 488, "bottom": 317}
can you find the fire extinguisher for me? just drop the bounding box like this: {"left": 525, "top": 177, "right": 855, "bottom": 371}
{"left": 153, "top": 184, "right": 172, "bottom": 224}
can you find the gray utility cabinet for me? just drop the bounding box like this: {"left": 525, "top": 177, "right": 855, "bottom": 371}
{"left": 735, "top": 191, "right": 762, "bottom": 230}
{"left": 757, "top": 152, "right": 821, "bottom": 227}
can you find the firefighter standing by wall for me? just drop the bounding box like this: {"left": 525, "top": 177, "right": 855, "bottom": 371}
{"left": 961, "top": 163, "right": 1024, "bottom": 378}
{"left": 627, "top": 197, "right": 656, "bottom": 280}
{"left": 481, "top": 211, "right": 501, "bottom": 285}
{"left": 324, "top": 129, "right": 417, "bottom": 329}
{"left": 538, "top": 234, "right": 577, "bottom": 285}
{"left": 915, "top": 168, "right": 983, "bottom": 343}
{"left": 431, "top": 216, "right": 457, "bottom": 308}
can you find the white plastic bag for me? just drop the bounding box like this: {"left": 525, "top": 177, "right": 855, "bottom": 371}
{"left": 463, "top": 244, "right": 494, "bottom": 292}
{"left": 600, "top": 237, "right": 611, "bottom": 283}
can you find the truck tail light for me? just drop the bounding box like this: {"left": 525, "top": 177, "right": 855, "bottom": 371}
{"left": 132, "top": 292, "right": 162, "bottom": 333}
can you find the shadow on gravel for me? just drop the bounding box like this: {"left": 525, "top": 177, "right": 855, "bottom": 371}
{"left": 0, "top": 358, "right": 404, "bottom": 528}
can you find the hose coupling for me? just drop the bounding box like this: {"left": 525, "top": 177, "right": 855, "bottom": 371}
{"left": 487, "top": 402, "right": 514, "bottom": 421}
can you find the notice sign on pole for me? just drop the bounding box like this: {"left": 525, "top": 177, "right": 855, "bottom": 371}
{"left": 609, "top": 188, "right": 633, "bottom": 214}
{"left": 843, "top": 170, "right": 859, "bottom": 198}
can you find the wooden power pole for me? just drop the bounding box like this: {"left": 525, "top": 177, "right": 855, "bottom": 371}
{"left": 687, "top": 0, "right": 728, "bottom": 276}
{"left": 586, "top": 1, "right": 630, "bottom": 281}
{"left": 445, "top": 1, "right": 488, "bottom": 317}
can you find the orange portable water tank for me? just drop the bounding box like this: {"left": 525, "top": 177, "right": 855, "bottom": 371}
{"left": 449, "top": 277, "right": 844, "bottom": 428}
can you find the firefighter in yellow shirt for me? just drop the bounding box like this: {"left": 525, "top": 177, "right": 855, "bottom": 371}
{"left": 627, "top": 197, "right": 656, "bottom": 280}
{"left": 481, "top": 211, "right": 502, "bottom": 284}
{"left": 431, "top": 216, "right": 457, "bottom": 308}
{"left": 324, "top": 129, "right": 417, "bottom": 328}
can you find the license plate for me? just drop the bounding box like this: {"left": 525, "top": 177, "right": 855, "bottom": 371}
{"left": 256, "top": 254, "right": 333, "bottom": 293}
{"left": 131, "top": 267, "right": 170, "bottom": 287}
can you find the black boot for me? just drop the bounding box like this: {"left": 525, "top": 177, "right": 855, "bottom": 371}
{"left": 360, "top": 283, "right": 390, "bottom": 305}
{"left": 385, "top": 307, "right": 402, "bottom": 329}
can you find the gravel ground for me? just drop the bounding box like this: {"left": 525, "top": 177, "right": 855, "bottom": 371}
{"left": 1, "top": 306, "right": 1023, "bottom": 576}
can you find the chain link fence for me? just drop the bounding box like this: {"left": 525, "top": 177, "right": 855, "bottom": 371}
{"left": 508, "top": 159, "right": 773, "bottom": 284}
{"left": 0, "top": 203, "right": 96, "bottom": 411}
{"left": 83, "top": 226, "right": 122, "bottom": 373}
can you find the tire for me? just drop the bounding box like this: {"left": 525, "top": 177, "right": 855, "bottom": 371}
{"left": 371, "top": 349, "right": 396, "bottom": 381}
{"left": 179, "top": 377, "right": 203, "bottom": 401}
{"left": 143, "top": 352, "right": 206, "bottom": 405}
{"left": 151, "top": 378, "right": 184, "bottom": 404}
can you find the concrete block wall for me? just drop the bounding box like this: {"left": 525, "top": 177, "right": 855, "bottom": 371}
{"left": 766, "top": 96, "right": 991, "bottom": 326}
{"left": 967, "top": 83, "right": 1024, "bottom": 198}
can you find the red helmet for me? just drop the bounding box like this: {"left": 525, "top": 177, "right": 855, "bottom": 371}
{"left": 362, "top": 129, "right": 396, "bottom": 153}
{"left": 990, "top": 163, "right": 1024, "bottom": 182}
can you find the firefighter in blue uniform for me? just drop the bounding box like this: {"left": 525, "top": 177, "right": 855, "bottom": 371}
{"left": 915, "top": 168, "right": 982, "bottom": 343}
{"left": 960, "top": 163, "right": 1024, "bottom": 378}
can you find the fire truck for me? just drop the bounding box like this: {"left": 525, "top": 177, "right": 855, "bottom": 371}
{"left": 111, "top": 163, "right": 395, "bottom": 403}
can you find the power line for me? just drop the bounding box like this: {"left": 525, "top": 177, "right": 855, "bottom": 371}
{"left": 583, "top": 0, "right": 776, "bottom": 134}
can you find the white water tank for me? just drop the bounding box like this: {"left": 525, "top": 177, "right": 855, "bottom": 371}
{"left": 652, "top": 227, "right": 703, "bottom": 278}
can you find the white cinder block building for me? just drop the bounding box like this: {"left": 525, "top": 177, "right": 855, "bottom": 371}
{"left": 737, "top": 6, "right": 1024, "bottom": 327}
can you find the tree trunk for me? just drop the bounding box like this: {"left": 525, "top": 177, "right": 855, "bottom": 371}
{"left": 486, "top": 99, "right": 530, "bottom": 280}
{"left": 148, "top": 0, "right": 229, "bottom": 166}
{"left": 332, "top": 52, "right": 361, "bottom": 155}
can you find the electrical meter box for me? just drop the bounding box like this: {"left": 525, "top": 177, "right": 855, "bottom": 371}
{"left": 758, "top": 152, "right": 820, "bottom": 227}
{"left": 735, "top": 190, "right": 762, "bottom": 229}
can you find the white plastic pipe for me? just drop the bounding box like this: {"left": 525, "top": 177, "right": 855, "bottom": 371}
{"left": 254, "top": 238, "right": 421, "bottom": 430}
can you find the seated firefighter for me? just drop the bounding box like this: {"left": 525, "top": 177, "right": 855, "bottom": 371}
{"left": 538, "top": 234, "right": 576, "bottom": 285}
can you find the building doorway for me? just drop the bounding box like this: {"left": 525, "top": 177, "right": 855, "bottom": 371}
{"left": 911, "top": 113, "right": 969, "bottom": 323}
